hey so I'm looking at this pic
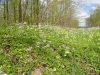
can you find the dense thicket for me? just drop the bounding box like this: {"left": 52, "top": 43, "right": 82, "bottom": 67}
{"left": 0, "top": 0, "right": 79, "bottom": 27}
{"left": 86, "top": 4, "right": 100, "bottom": 27}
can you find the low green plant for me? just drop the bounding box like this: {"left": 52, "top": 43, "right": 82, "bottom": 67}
{"left": 0, "top": 25, "right": 100, "bottom": 75}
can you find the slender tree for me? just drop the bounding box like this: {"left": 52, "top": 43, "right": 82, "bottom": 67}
{"left": 33, "top": 0, "right": 40, "bottom": 25}
{"left": 19, "top": 0, "right": 22, "bottom": 23}
{"left": 3, "top": 1, "right": 6, "bottom": 21}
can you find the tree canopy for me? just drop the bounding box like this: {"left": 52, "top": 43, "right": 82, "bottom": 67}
{"left": 0, "top": 0, "right": 81, "bottom": 27}
{"left": 86, "top": 4, "right": 100, "bottom": 27}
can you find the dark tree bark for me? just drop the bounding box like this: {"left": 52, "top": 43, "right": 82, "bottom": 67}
{"left": 23, "top": 0, "right": 29, "bottom": 23}
{"left": 13, "top": 4, "right": 16, "bottom": 23}
{"left": 6, "top": 0, "right": 9, "bottom": 24}
{"left": 30, "top": 0, "right": 33, "bottom": 24}
{"left": 19, "top": 0, "right": 22, "bottom": 23}
{"left": 34, "top": 0, "right": 39, "bottom": 25}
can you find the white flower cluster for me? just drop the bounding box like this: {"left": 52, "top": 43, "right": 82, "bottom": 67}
{"left": 0, "top": 70, "right": 7, "bottom": 75}
{"left": 26, "top": 46, "right": 33, "bottom": 52}
{"left": 36, "top": 42, "right": 41, "bottom": 48}
{"left": 39, "top": 29, "right": 46, "bottom": 38}
{"left": 42, "top": 44, "right": 50, "bottom": 49}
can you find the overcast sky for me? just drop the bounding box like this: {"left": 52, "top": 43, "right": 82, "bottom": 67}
{"left": 77, "top": 0, "right": 100, "bottom": 26}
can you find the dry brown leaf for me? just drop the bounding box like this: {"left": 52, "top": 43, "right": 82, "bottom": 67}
{"left": 30, "top": 69, "right": 42, "bottom": 75}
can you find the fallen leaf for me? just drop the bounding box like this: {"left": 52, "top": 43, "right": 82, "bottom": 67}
{"left": 30, "top": 69, "right": 42, "bottom": 75}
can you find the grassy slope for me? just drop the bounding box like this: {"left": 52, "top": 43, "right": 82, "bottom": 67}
{"left": 0, "top": 25, "right": 100, "bottom": 75}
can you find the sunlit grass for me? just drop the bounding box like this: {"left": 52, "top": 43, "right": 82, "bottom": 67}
{"left": 0, "top": 25, "right": 100, "bottom": 75}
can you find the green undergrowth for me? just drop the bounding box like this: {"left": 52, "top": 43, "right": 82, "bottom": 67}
{"left": 0, "top": 25, "right": 100, "bottom": 75}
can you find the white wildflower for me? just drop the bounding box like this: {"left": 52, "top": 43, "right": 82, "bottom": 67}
{"left": 56, "top": 55, "right": 61, "bottom": 59}
{"left": 39, "top": 30, "right": 42, "bottom": 33}
{"left": 43, "top": 40, "right": 46, "bottom": 43}
{"left": 20, "top": 56, "right": 23, "bottom": 59}
{"left": 40, "top": 34, "right": 44, "bottom": 37}
{"left": 36, "top": 42, "right": 41, "bottom": 45}
{"left": 39, "top": 24, "right": 41, "bottom": 27}
{"left": 36, "top": 45, "right": 39, "bottom": 48}
{"left": 19, "top": 26, "right": 23, "bottom": 29}
{"left": 43, "top": 44, "right": 50, "bottom": 49}
{"left": 62, "top": 44, "right": 66, "bottom": 48}
{"left": 30, "top": 27, "right": 33, "bottom": 30}
{"left": 23, "top": 22, "right": 27, "bottom": 25}
{"left": 62, "top": 65, "right": 65, "bottom": 69}
{"left": 66, "top": 46, "right": 70, "bottom": 50}
{"left": 65, "top": 36, "right": 68, "bottom": 38}
{"left": 53, "top": 68, "right": 56, "bottom": 71}
{"left": 35, "top": 29, "right": 37, "bottom": 31}
{"left": 10, "top": 27, "right": 13, "bottom": 30}
{"left": 26, "top": 46, "right": 32, "bottom": 52}
{"left": 64, "top": 54, "right": 66, "bottom": 56}
{"left": 0, "top": 70, "right": 7, "bottom": 75}
{"left": 49, "top": 41, "right": 51, "bottom": 43}
{"left": 27, "top": 26, "right": 30, "bottom": 30}
{"left": 72, "top": 47, "right": 75, "bottom": 50}
{"left": 46, "top": 44, "right": 50, "bottom": 47}
{"left": 42, "top": 46, "right": 45, "bottom": 49}
{"left": 44, "top": 36, "right": 46, "bottom": 38}
{"left": 59, "top": 46, "right": 61, "bottom": 48}
{"left": 65, "top": 50, "right": 70, "bottom": 54}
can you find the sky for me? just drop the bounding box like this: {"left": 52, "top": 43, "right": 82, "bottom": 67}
{"left": 77, "top": 0, "right": 100, "bottom": 26}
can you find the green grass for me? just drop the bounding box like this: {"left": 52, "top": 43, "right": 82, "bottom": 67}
{"left": 0, "top": 25, "right": 100, "bottom": 75}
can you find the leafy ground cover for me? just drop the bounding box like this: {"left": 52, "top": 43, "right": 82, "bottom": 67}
{"left": 0, "top": 25, "right": 100, "bottom": 75}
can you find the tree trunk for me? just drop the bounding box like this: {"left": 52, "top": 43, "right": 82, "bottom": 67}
{"left": 14, "top": 5, "right": 16, "bottom": 23}
{"left": 6, "top": 0, "right": 9, "bottom": 24}
{"left": 19, "top": 0, "right": 22, "bottom": 23}
{"left": 3, "top": 1, "right": 6, "bottom": 21}
{"left": 34, "top": 0, "right": 39, "bottom": 25}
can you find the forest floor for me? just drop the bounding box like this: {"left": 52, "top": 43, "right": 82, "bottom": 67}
{"left": 0, "top": 25, "right": 100, "bottom": 75}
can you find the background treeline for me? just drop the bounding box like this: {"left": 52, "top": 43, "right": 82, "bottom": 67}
{"left": 86, "top": 4, "right": 100, "bottom": 27}
{"left": 0, "top": 0, "right": 80, "bottom": 27}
